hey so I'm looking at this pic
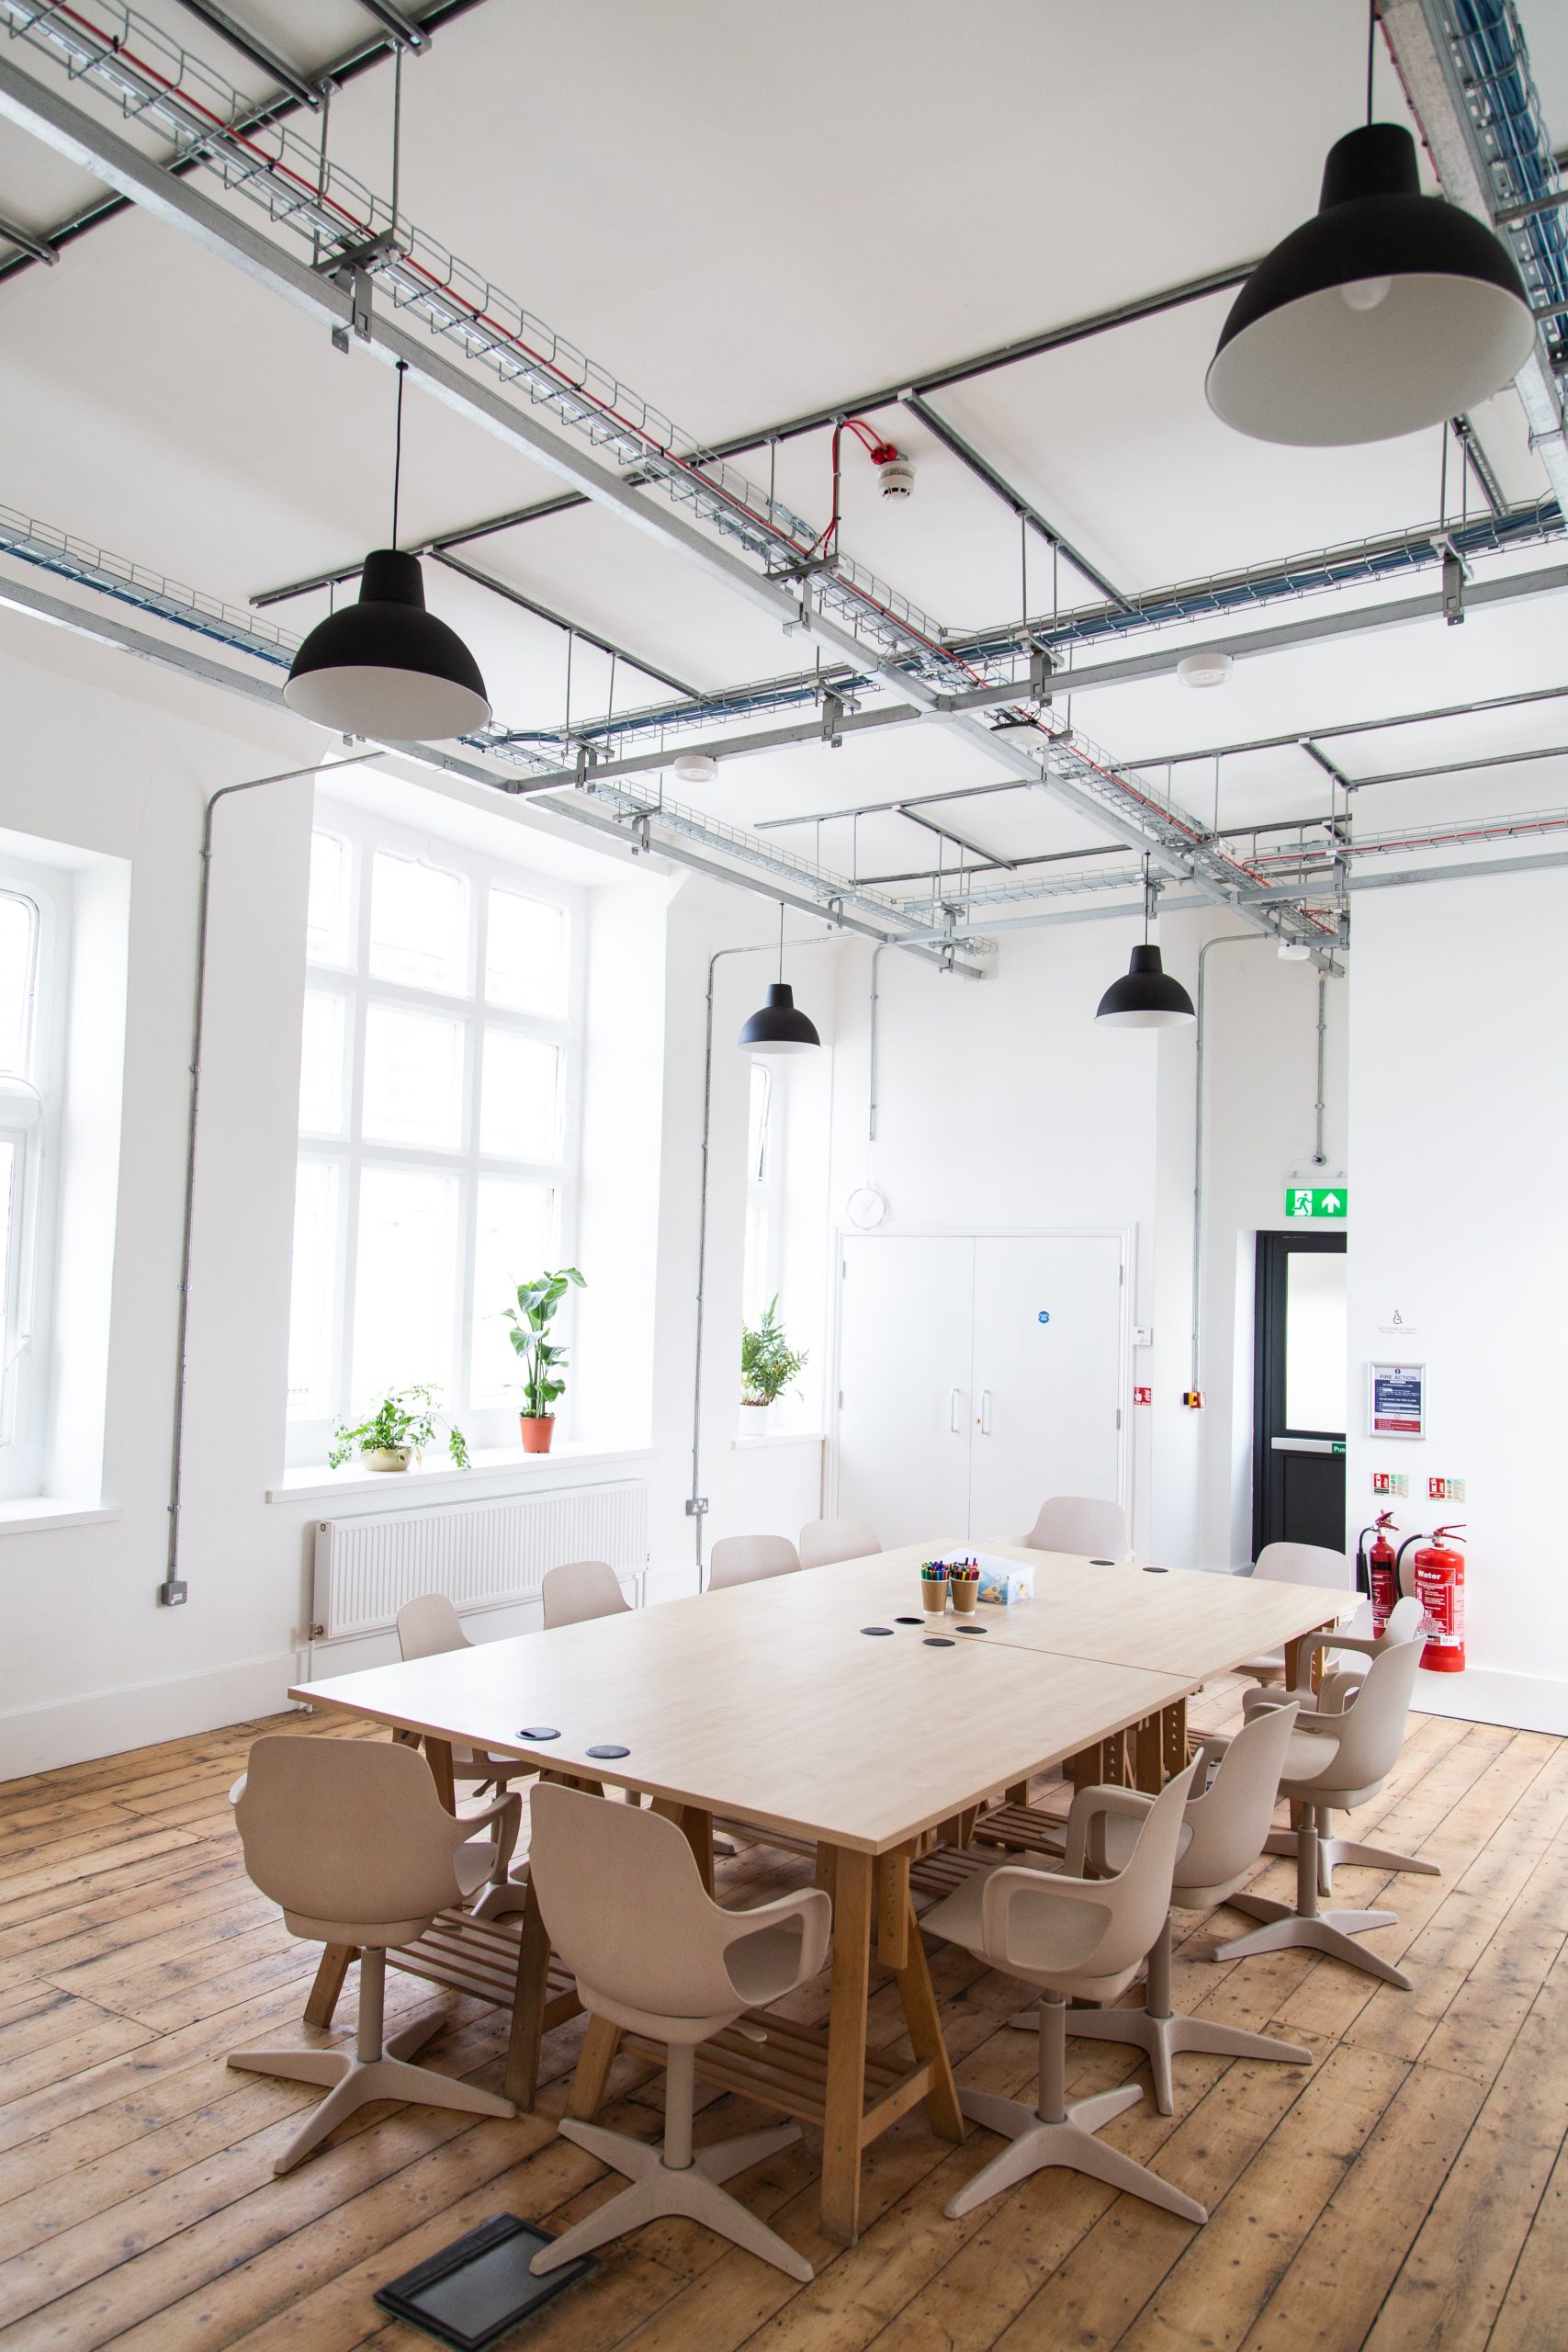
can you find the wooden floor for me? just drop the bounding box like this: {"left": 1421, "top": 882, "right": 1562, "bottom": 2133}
{"left": 0, "top": 1683, "right": 1563, "bottom": 2352}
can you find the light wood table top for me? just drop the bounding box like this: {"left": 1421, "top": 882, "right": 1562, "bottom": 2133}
{"left": 842, "top": 1544, "right": 1355, "bottom": 1681}
{"left": 290, "top": 1570, "right": 1190, "bottom": 1856}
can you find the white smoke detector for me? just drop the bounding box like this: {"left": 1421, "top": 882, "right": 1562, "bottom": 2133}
{"left": 1177, "top": 650, "right": 1235, "bottom": 689}
{"left": 672, "top": 752, "right": 718, "bottom": 786}
{"left": 1278, "top": 940, "right": 1312, "bottom": 961}
{"left": 878, "top": 456, "right": 915, "bottom": 500}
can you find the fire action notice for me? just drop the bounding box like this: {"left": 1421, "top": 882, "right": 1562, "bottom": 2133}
{"left": 1369, "top": 1362, "right": 1427, "bottom": 1440}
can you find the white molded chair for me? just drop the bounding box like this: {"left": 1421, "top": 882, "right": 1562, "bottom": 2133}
{"left": 1021, "top": 1496, "right": 1131, "bottom": 1561}
{"left": 1210, "top": 1634, "right": 1430, "bottom": 1988}
{"left": 798, "top": 1517, "right": 881, "bottom": 1571}
{"left": 541, "top": 1558, "right": 631, "bottom": 1629}
{"left": 1242, "top": 1609, "right": 1438, "bottom": 1898}
{"left": 1236, "top": 1542, "right": 1358, "bottom": 1682}
{"left": 920, "top": 1758, "right": 1206, "bottom": 2223}
{"left": 1021, "top": 1703, "right": 1312, "bottom": 2112}
{"left": 706, "top": 1533, "right": 800, "bottom": 1590}
{"left": 526, "top": 1783, "right": 830, "bottom": 2283}
{"left": 395, "top": 1594, "right": 536, "bottom": 1815}
{"left": 228, "top": 1736, "right": 518, "bottom": 2173}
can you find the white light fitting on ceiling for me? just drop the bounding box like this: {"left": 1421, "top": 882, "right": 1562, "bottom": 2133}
{"left": 1177, "top": 651, "right": 1235, "bottom": 689}
{"left": 673, "top": 752, "right": 718, "bottom": 785}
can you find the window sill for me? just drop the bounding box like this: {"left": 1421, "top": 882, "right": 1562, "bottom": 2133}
{"left": 0, "top": 1498, "right": 122, "bottom": 1534}
{"left": 731, "top": 1430, "right": 827, "bottom": 1451}
{"left": 267, "top": 1440, "right": 657, "bottom": 1508}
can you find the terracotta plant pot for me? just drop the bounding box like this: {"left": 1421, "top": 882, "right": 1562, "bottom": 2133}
{"left": 364, "top": 1445, "right": 412, "bottom": 1474}
{"left": 520, "top": 1415, "right": 555, "bottom": 1454}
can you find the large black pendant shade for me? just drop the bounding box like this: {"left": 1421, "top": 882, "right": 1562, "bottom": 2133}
{"left": 1206, "top": 123, "right": 1535, "bottom": 447}
{"left": 738, "top": 981, "right": 820, "bottom": 1055}
{"left": 1096, "top": 944, "right": 1195, "bottom": 1030}
{"left": 284, "top": 548, "right": 491, "bottom": 741}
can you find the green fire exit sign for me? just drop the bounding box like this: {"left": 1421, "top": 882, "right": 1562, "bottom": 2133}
{"left": 1286, "top": 1185, "right": 1347, "bottom": 1220}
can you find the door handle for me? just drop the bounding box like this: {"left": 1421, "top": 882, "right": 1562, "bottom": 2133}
{"left": 1269, "top": 1435, "right": 1339, "bottom": 1454}
{"left": 949, "top": 1387, "right": 962, "bottom": 1434}
{"left": 977, "top": 1389, "right": 993, "bottom": 1436}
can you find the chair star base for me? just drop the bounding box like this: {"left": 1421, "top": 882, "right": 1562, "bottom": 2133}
{"left": 946, "top": 2081, "right": 1206, "bottom": 2222}
{"left": 531, "top": 2115, "right": 810, "bottom": 2281}
{"left": 229, "top": 2005, "right": 513, "bottom": 2175}
{"left": 1016, "top": 1999, "right": 1312, "bottom": 2116}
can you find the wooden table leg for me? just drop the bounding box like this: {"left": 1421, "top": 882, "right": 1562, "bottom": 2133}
{"left": 504, "top": 1873, "right": 554, "bottom": 2110}
{"left": 820, "top": 1845, "right": 873, "bottom": 2247}
{"left": 889, "top": 1886, "right": 964, "bottom": 2145}
{"left": 652, "top": 1799, "right": 715, "bottom": 1896}
{"left": 1134, "top": 1715, "right": 1164, "bottom": 1794}
{"left": 1162, "top": 1696, "right": 1189, "bottom": 1779}
{"left": 304, "top": 1941, "right": 355, "bottom": 2029}
{"left": 424, "top": 1737, "right": 457, "bottom": 1813}
{"left": 566, "top": 2014, "right": 622, "bottom": 2121}
{"left": 875, "top": 1847, "right": 912, "bottom": 1970}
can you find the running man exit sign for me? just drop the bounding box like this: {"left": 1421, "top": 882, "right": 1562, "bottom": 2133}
{"left": 1286, "top": 1185, "right": 1347, "bottom": 1220}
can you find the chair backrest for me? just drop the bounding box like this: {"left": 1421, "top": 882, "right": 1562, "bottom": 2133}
{"left": 541, "top": 1559, "right": 630, "bottom": 1629}
{"left": 1177, "top": 1702, "right": 1300, "bottom": 1893}
{"left": 1022, "top": 1496, "right": 1131, "bottom": 1560}
{"left": 989, "top": 1756, "right": 1199, "bottom": 1982}
{"left": 396, "top": 1591, "right": 470, "bottom": 1661}
{"left": 1314, "top": 1630, "right": 1424, "bottom": 1791}
{"left": 707, "top": 1533, "right": 801, "bottom": 1590}
{"left": 234, "top": 1736, "right": 465, "bottom": 1932}
{"left": 1253, "top": 1541, "right": 1351, "bottom": 1589}
{"left": 1382, "top": 1595, "right": 1426, "bottom": 1645}
{"left": 798, "top": 1518, "right": 881, "bottom": 1571}
{"left": 528, "top": 1781, "right": 826, "bottom": 2019}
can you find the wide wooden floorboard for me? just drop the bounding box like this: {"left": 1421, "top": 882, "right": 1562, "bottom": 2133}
{"left": 0, "top": 1690, "right": 1562, "bottom": 2352}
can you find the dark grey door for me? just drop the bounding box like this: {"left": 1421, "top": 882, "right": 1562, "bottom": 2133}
{"left": 1253, "top": 1229, "right": 1348, "bottom": 1555}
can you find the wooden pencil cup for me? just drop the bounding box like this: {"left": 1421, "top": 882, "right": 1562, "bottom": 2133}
{"left": 951, "top": 1579, "right": 978, "bottom": 1615}
{"left": 920, "top": 1577, "right": 949, "bottom": 1615}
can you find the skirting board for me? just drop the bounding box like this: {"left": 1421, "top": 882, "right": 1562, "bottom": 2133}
{"left": 0, "top": 1649, "right": 303, "bottom": 1781}
{"left": 1412, "top": 1666, "right": 1568, "bottom": 1739}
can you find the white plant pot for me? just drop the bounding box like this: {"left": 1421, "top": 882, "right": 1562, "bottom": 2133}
{"left": 740, "top": 1399, "right": 773, "bottom": 1432}
{"left": 364, "top": 1445, "right": 412, "bottom": 1473}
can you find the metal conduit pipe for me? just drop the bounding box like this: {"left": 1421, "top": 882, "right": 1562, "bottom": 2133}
{"left": 1190, "top": 936, "right": 1271, "bottom": 1405}
{"left": 161, "top": 752, "right": 382, "bottom": 1606}
{"left": 691, "top": 933, "right": 844, "bottom": 1582}
{"left": 1314, "top": 974, "right": 1329, "bottom": 1170}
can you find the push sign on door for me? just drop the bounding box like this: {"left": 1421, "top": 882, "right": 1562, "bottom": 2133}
{"left": 1037, "top": 1311, "right": 1051, "bottom": 1324}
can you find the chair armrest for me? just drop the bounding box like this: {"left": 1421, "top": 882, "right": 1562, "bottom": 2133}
{"left": 228, "top": 1772, "right": 246, "bottom": 1807}
{"left": 459, "top": 1790, "right": 522, "bottom": 1877}
{"left": 719, "top": 1887, "right": 832, "bottom": 1984}
{"left": 1063, "top": 1783, "right": 1154, "bottom": 1876}
{"left": 979, "top": 1858, "right": 1116, "bottom": 1973}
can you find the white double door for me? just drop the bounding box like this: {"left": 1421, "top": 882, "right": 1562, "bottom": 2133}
{"left": 833, "top": 1232, "right": 1126, "bottom": 1548}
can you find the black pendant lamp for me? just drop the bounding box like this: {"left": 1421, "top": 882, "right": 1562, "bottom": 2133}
{"left": 1097, "top": 865, "right": 1195, "bottom": 1030}
{"left": 285, "top": 364, "right": 491, "bottom": 741}
{"left": 739, "top": 908, "right": 820, "bottom": 1055}
{"left": 1206, "top": 11, "right": 1534, "bottom": 447}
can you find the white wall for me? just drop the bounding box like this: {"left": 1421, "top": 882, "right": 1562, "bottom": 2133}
{"left": 1348, "top": 870, "right": 1568, "bottom": 1736}
{"left": 0, "top": 619, "right": 822, "bottom": 1775}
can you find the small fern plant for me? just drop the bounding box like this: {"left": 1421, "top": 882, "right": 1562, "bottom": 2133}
{"left": 741, "top": 1296, "right": 807, "bottom": 1407}
{"left": 329, "top": 1385, "right": 468, "bottom": 1470}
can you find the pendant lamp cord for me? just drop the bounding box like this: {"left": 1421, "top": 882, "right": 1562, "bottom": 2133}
{"left": 1142, "top": 853, "right": 1152, "bottom": 943}
{"left": 1366, "top": 0, "right": 1376, "bottom": 125}
{"left": 390, "top": 359, "right": 407, "bottom": 548}
{"left": 778, "top": 899, "right": 785, "bottom": 983}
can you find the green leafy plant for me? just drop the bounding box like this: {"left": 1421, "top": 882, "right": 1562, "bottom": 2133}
{"left": 741, "top": 1295, "right": 807, "bottom": 1407}
{"left": 504, "top": 1266, "right": 586, "bottom": 1419}
{"left": 328, "top": 1385, "right": 468, "bottom": 1470}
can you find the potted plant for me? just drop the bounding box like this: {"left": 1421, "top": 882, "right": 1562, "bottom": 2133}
{"left": 328, "top": 1385, "right": 469, "bottom": 1474}
{"left": 504, "top": 1266, "right": 585, "bottom": 1453}
{"left": 740, "top": 1295, "right": 807, "bottom": 1429}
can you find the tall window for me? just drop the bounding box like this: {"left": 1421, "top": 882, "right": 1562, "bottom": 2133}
{"left": 287, "top": 804, "right": 581, "bottom": 1465}
{"left": 0, "top": 865, "right": 62, "bottom": 1498}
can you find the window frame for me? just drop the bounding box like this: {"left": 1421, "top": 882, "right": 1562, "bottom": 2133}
{"left": 288, "top": 800, "right": 584, "bottom": 1466}
{"left": 741, "top": 1057, "right": 786, "bottom": 1337}
{"left": 0, "top": 865, "right": 67, "bottom": 1499}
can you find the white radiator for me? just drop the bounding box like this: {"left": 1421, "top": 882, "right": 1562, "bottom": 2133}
{"left": 310, "top": 1480, "right": 649, "bottom": 1640}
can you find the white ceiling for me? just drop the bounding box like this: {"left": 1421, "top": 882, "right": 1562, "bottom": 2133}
{"left": 1, "top": 0, "right": 1567, "bottom": 911}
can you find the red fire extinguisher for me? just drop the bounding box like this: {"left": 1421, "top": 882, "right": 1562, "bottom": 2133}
{"left": 1411, "top": 1526, "right": 1466, "bottom": 1672}
{"left": 1360, "top": 1511, "right": 1399, "bottom": 1635}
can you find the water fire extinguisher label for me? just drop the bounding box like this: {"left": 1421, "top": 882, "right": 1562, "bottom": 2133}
{"left": 1368, "top": 1361, "right": 1427, "bottom": 1439}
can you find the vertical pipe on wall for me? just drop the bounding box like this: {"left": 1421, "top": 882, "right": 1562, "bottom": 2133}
{"left": 1314, "top": 971, "right": 1329, "bottom": 1168}
{"left": 1189, "top": 933, "right": 1270, "bottom": 1403}
{"left": 160, "top": 753, "right": 379, "bottom": 1606}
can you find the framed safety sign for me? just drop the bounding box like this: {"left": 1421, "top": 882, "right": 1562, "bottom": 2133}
{"left": 1368, "top": 1361, "right": 1426, "bottom": 1440}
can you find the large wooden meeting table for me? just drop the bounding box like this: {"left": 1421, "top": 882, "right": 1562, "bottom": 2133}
{"left": 289, "top": 1543, "right": 1348, "bottom": 2244}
